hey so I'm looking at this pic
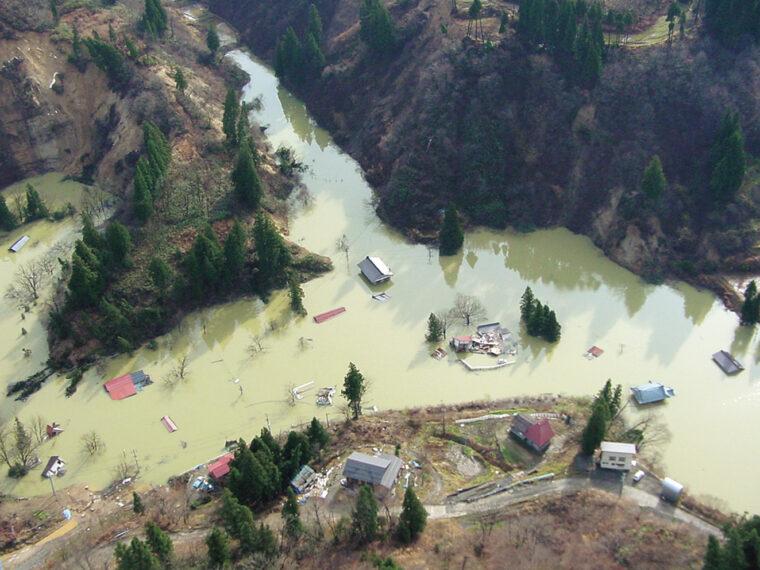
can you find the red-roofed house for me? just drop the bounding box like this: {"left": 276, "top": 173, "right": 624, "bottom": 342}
{"left": 510, "top": 414, "right": 554, "bottom": 453}
{"left": 104, "top": 374, "right": 137, "bottom": 400}
{"left": 451, "top": 337, "right": 472, "bottom": 352}
{"left": 208, "top": 453, "right": 235, "bottom": 480}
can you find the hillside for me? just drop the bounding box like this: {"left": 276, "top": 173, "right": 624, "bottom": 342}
{"left": 210, "top": 0, "right": 760, "bottom": 299}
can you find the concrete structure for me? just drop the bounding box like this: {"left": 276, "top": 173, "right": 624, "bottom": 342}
{"left": 631, "top": 381, "right": 675, "bottom": 405}
{"left": 661, "top": 477, "right": 685, "bottom": 504}
{"left": 342, "top": 452, "right": 402, "bottom": 494}
{"left": 712, "top": 350, "right": 744, "bottom": 374}
{"left": 510, "top": 414, "right": 554, "bottom": 452}
{"left": 357, "top": 256, "right": 393, "bottom": 284}
{"left": 599, "top": 441, "right": 637, "bottom": 471}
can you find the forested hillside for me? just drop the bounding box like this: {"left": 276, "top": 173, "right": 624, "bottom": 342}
{"left": 211, "top": 0, "right": 760, "bottom": 289}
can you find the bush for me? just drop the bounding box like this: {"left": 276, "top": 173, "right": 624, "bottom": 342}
{"left": 8, "top": 463, "right": 28, "bottom": 478}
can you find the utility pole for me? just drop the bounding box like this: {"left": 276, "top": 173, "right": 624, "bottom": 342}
{"left": 49, "top": 475, "right": 56, "bottom": 497}
{"left": 325, "top": 412, "right": 330, "bottom": 428}
{"left": 266, "top": 414, "right": 272, "bottom": 432}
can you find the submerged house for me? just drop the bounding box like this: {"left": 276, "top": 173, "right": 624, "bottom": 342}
{"left": 510, "top": 414, "right": 554, "bottom": 453}
{"left": 342, "top": 452, "right": 402, "bottom": 495}
{"left": 42, "top": 456, "right": 65, "bottom": 478}
{"left": 357, "top": 256, "right": 393, "bottom": 284}
{"left": 712, "top": 350, "right": 744, "bottom": 375}
{"left": 104, "top": 370, "right": 152, "bottom": 400}
{"left": 451, "top": 336, "right": 472, "bottom": 352}
{"left": 631, "top": 381, "right": 675, "bottom": 405}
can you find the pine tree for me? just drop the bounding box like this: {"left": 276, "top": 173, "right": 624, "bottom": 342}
{"left": 81, "top": 214, "right": 104, "bottom": 252}
{"left": 308, "top": 4, "right": 324, "bottom": 45}
{"left": 222, "top": 87, "right": 239, "bottom": 146}
{"left": 710, "top": 112, "right": 746, "bottom": 199}
{"left": 520, "top": 287, "right": 535, "bottom": 322}
{"left": 252, "top": 212, "right": 290, "bottom": 287}
{"left": 133, "top": 171, "right": 154, "bottom": 223}
{"left": 105, "top": 222, "right": 131, "bottom": 265}
{"left": 307, "top": 417, "right": 329, "bottom": 450}
{"left": 133, "top": 491, "right": 145, "bottom": 514}
{"left": 353, "top": 484, "right": 378, "bottom": 543}
{"left": 741, "top": 280, "right": 759, "bottom": 325}
{"left": 703, "top": 534, "right": 723, "bottom": 569}
{"left": 0, "top": 195, "right": 18, "bottom": 231}
{"left": 342, "top": 362, "right": 366, "bottom": 420}
{"left": 237, "top": 101, "right": 250, "bottom": 148}
{"left": 439, "top": 204, "right": 464, "bottom": 255}
{"left": 205, "top": 527, "right": 230, "bottom": 568}
{"left": 278, "top": 26, "right": 303, "bottom": 83}
{"left": 581, "top": 400, "right": 608, "bottom": 455}
{"left": 282, "top": 487, "right": 303, "bottom": 536}
{"left": 231, "top": 143, "right": 262, "bottom": 208}
{"left": 641, "top": 155, "right": 666, "bottom": 201}
{"left": 289, "top": 278, "right": 306, "bottom": 316}
{"left": 148, "top": 256, "right": 171, "bottom": 294}
{"left": 83, "top": 36, "right": 128, "bottom": 88}
{"left": 397, "top": 486, "right": 427, "bottom": 543}
{"left": 114, "top": 537, "right": 159, "bottom": 570}
{"left": 360, "top": 0, "right": 395, "bottom": 53}
{"left": 145, "top": 521, "right": 173, "bottom": 568}
{"left": 125, "top": 35, "right": 139, "bottom": 60}
{"left": 184, "top": 227, "right": 224, "bottom": 298}
{"left": 220, "top": 489, "right": 254, "bottom": 539}
{"left": 68, "top": 26, "right": 86, "bottom": 71}
{"left": 303, "top": 32, "right": 325, "bottom": 77}
{"left": 141, "top": 0, "right": 168, "bottom": 38}
{"left": 223, "top": 220, "right": 247, "bottom": 283}
{"left": 24, "top": 184, "right": 49, "bottom": 221}
{"left": 206, "top": 24, "right": 220, "bottom": 55}
{"left": 173, "top": 67, "right": 187, "bottom": 93}
{"left": 425, "top": 313, "right": 443, "bottom": 342}
{"left": 68, "top": 251, "right": 100, "bottom": 308}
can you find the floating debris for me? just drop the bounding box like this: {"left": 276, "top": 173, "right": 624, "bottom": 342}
{"left": 293, "top": 381, "right": 314, "bottom": 400}
{"left": 712, "top": 350, "right": 744, "bottom": 375}
{"left": 372, "top": 293, "right": 392, "bottom": 302}
{"left": 316, "top": 387, "right": 336, "bottom": 405}
{"left": 161, "top": 416, "right": 178, "bottom": 433}
{"left": 431, "top": 347, "right": 447, "bottom": 360}
{"left": 459, "top": 358, "right": 515, "bottom": 371}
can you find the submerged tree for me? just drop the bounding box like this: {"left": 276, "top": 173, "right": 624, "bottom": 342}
{"left": 288, "top": 278, "right": 306, "bottom": 316}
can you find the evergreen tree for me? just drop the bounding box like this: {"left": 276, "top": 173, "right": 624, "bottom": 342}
{"left": 250, "top": 523, "right": 278, "bottom": 559}
{"left": 206, "top": 24, "right": 220, "bottom": 55}
{"left": 232, "top": 143, "right": 262, "bottom": 208}
{"left": 99, "top": 300, "right": 133, "bottom": 347}
{"left": 544, "top": 309, "right": 561, "bottom": 342}
{"left": 223, "top": 220, "right": 247, "bottom": 283}
{"left": 205, "top": 527, "right": 230, "bottom": 568}
{"left": 360, "top": 0, "right": 395, "bottom": 53}
{"left": 499, "top": 12, "right": 509, "bottom": 34}
{"left": 141, "top": 0, "right": 168, "bottom": 38}
{"left": 173, "top": 67, "right": 187, "bottom": 93}
{"left": 184, "top": 226, "right": 224, "bottom": 298}
{"left": 741, "top": 280, "right": 759, "bottom": 325}
{"left": 439, "top": 204, "right": 464, "bottom": 255}
{"left": 308, "top": 4, "right": 324, "bottom": 45}
{"left": 133, "top": 171, "right": 154, "bottom": 222}
{"left": 143, "top": 122, "right": 171, "bottom": 178}
{"left": 252, "top": 212, "right": 290, "bottom": 287}
{"left": 81, "top": 214, "right": 104, "bottom": 252}
{"left": 24, "top": 184, "right": 48, "bottom": 221}
{"left": 289, "top": 278, "right": 307, "bottom": 316}
{"left": 149, "top": 256, "right": 171, "bottom": 294}
{"left": 581, "top": 399, "right": 607, "bottom": 455}
{"left": 397, "top": 486, "right": 427, "bottom": 543}
{"left": 125, "top": 35, "right": 140, "bottom": 60}
{"left": 114, "top": 537, "right": 159, "bottom": 570}
{"left": 303, "top": 32, "right": 326, "bottom": 77}
{"left": 353, "top": 484, "right": 378, "bottom": 543}
{"left": 83, "top": 36, "right": 129, "bottom": 88}
{"left": 425, "top": 313, "right": 443, "bottom": 342}
{"left": 133, "top": 491, "right": 145, "bottom": 514}
{"left": 276, "top": 26, "right": 303, "bottom": 83}
{"left": 145, "top": 521, "right": 174, "bottom": 568}
{"left": 710, "top": 112, "right": 746, "bottom": 199}
{"left": 641, "top": 155, "right": 666, "bottom": 200}
{"left": 237, "top": 101, "right": 250, "bottom": 148}
{"left": 68, "top": 243, "right": 104, "bottom": 308}
{"left": 220, "top": 489, "right": 254, "bottom": 539}
{"left": 282, "top": 487, "right": 303, "bottom": 536}
{"left": 222, "top": 87, "right": 239, "bottom": 146}
{"left": 705, "top": 0, "right": 760, "bottom": 47}
{"left": 703, "top": 534, "right": 722, "bottom": 569}
{"left": 0, "top": 195, "right": 18, "bottom": 231}
{"left": 520, "top": 286, "right": 535, "bottom": 322}
{"left": 68, "top": 26, "right": 87, "bottom": 72}
{"left": 342, "top": 362, "right": 366, "bottom": 420}
{"left": 307, "top": 417, "right": 329, "bottom": 450}
{"left": 105, "top": 222, "right": 131, "bottom": 265}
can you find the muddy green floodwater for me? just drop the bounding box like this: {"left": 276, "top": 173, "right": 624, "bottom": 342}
{"left": 1, "top": 51, "right": 758, "bottom": 515}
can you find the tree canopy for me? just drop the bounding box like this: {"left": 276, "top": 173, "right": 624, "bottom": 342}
{"left": 342, "top": 362, "right": 366, "bottom": 420}
{"left": 439, "top": 204, "right": 464, "bottom": 255}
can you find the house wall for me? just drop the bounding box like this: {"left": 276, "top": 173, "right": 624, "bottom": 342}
{"left": 600, "top": 451, "right": 633, "bottom": 471}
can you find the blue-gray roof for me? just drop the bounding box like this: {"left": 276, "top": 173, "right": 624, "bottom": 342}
{"left": 290, "top": 464, "right": 316, "bottom": 493}
{"left": 343, "top": 452, "right": 402, "bottom": 489}
{"left": 357, "top": 256, "right": 393, "bottom": 284}
{"left": 631, "top": 381, "right": 675, "bottom": 404}
{"left": 712, "top": 351, "right": 744, "bottom": 374}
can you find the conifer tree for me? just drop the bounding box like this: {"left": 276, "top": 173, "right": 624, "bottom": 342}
{"left": 223, "top": 220, "right": 247, "bottom": 282}
{"left": 710, "top": 112, "right": 746, "bottom": 199}
{"left": 741, "top": 280, "right": 759, "bottom": 325}
{"left": 141, "top": 0, "right": 168, "bottom": 38}
{"left": 184, "top": 226, "right": 224, "bottom": 298}
{"left": 220, "top": 489, "right": 254, "bottom": 539}
{"left": 520, "top": 286, "right": 535, "bottom": 322}
{"left": 24, "top": 184, "right": 48, "bottom": 221}
{"left": 237, "top": 101, "right": 250, "bottom": 148}
{"left": 303, "top": 32, "right": 325, "bottom": 77}
{"left": 114, "top": 537, "right": 159, "bottom": 570}
{"left": 641, "top": 155, "right": 666, "bottom": 200}
{"left": 133, "top": 175, "right": 153, "bottom": 223}
{"left": 206, "top": 527, "right": 230, "bottom": 568}
{"left": 0, "top": 195, "right": 18, "bottom": 231}
{"left": 703, "top": 535, "right": 722, "bottom": 569}
{"left": 360, "top": 0, "right": 395, "bottom": 53}
{"left": 398, "top": 486, "right": 427, "bottom": 543}
{"left": 307, "top": 417, "right": 329, "bottom": 450}
{"left": 132, "top": 491, "right": 145, "bottom": 514}
{"left": 125, "top": 35, "right": 139, "bottom": 60}
{"left": 581, "top": 399, "right": 607, "bottom": 455}
{"left": 232, "top": 143, "right": 262, "bottom": 209}
{"left": 145, "top": 521, "right": 173, "bottom": 568}
{"left": 342, "top": 362, "right": 366, "bottom": 420}
{"left": 353, "top": 484, "right": 378, "bottom": 543}
{"left": 308, "top": 4, "right": 324, "bottom": 45}
{"left": 425, "top": 313, "right": 443, "bottom": 342}
{"left": 105, "top": 221, "right": 131, "bottom": 265}
{"left": 282, "top": 487, "right": 303, "bottom": 537}
{"left": 439, "top": 204, "right": 464, "bottom": 255}
{"left": 81, "top": 214, "right": 104, "bottom": 252}
{"left": 149, "top": 256, "right": 171, "bottom": 294}
{"left": 289, "top": 278, "right": 306, "bottom": 316}
{"left": 173, "top": 67, "right": 187, "bottom": 93}
{"left": 252, "top": 211, "right": 290, "bottom": 286}
{"left": 206, "top": 24, "right": 220, "bottom": 55}
{"left": 222, "top": 87, "right": 239, "bottom": 146}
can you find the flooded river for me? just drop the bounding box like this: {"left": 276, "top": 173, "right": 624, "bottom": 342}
{"left": 1, "top": 49, "right": 759, "bottom": 515}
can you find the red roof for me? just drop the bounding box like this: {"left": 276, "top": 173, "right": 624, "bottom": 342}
{"left": 525, "top": 418, "right": 554, "bottom": 449}
{"left": 208, "top": 453, "right": 235, "bottom": 479}
{"left": 104, "top": 374, "right": 137, "bottom": 400}
{"left": 587, "top": 346, "right": 604, "bottom": 357}
{"left": 314, "top": 307, "right": 346, "bottom": 323}
{"left": 453, "top": 336, "right": 472, "bottom": 342}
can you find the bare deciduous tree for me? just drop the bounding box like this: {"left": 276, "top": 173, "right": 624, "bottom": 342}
{"left": 435, "top": 310, "right": 452, "bottom": 338}
{"left": 449, "top": 294, "right": 487, "bottom": 327}
{"left": 248, "top": 335, "right": 266, "bottom": 358}
{"left": 0, "top": 422, "right": 12, "bottom": 468}
{"left": 81, "top": 431, "right": 106, "bottom": 456}
{"left": 174, "top": 353, "right": 190, "bottom": 380}
{"left": 30, "top": 415, "right": 47, "bottom": 446}
{"left": 6, "top": 257, "right": 56, "bottom": 303}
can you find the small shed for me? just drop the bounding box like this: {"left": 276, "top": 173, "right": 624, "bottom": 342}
{"left": 599, "top": 441, "right": 637, "bottom": 471}
{"left": 291, "top": 465, "right": 317, "bottom": 494}
{"left": 357, "top": 256, "right": 393, "bottom": 284}
{"left": 661, "top": 477, "right": 684, "bottom": 504}
{"left": 9, "top": 235, "right": 30, "bottom": 253}
{"left": 208, "top": 453, "right": 234, "bottom": 480}
{"left": 42, "top": 456, "right": 65, "bottom": 478}
{"left": 631, "top": 381, "right": 675, "bottom": 405}
{"left": 451, "top": 336, "right": 472, "bottom": 352}
{"left": 510, "top": 414, "right": 554, "bottom": 453}
{"left": 343, "top": 452, "right": 402, "bottom": 494}
{"left": 712, "top": 350, "right": 744, "bottom": 375}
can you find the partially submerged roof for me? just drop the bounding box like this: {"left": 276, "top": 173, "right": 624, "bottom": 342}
{"left": 343, "top": 452, "right": 402, "bottom": 489}
{"left": 524, "top": 418, "right": 554, "bottom": 449}
{"left": 42, "top": 456, "right": 65, "bottom": 478}
{"left": 631, "top": 381, "right": 675, "bottom": 405}
{"left": 208, "top": 453, "right": 234, "bottom": 479}
{"left": 9, "top": 235, "right": 30, "bottom": 253}
{"left": 313, "top": 307, "right": 346, "bottom": 323}
{"left": 357, "top": 256, "right": 393, "bottom": 284}
{"left": 712, "top": 350, "right": 744, "bottom": 374}
{"left": 104, "top": 374, "right": 137, "bottom": 400}
{"left": 476, "top": 322, "right": 501, "bottom": 334}
{"left": 600, "top": 441, "right": 637, "bottom": 455}
{"left": 587, "top": 346, "right": 604, "bottom": 358}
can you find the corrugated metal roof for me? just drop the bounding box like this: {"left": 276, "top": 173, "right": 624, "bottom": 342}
{"left": 209, "top": 453, "right": 234, "bottom": 479}
{"left": 357, "top": 256, "right": 393, "bottom": 284}
{"left": 510, "top": 414, "right": 534, "bottom": 436}
{"left": 712, "top": 350, "right": 744, "bottom": 374}
{"left": 600, "top": 441, "right": 637, "bottom": 455}
{"left": 343, "top": 452, "right": 402, "bottom": 489}
{"left": 631, "top": 381, "right": 674, "bottom": 404}
{"left": 9, "top": 235, "right": 30, "bottom": 252}
{"left": 525, "top": 418, "right": 554, "bottom": 449}
{"left": 104, "top": 374, "right": 137, "bottom": 400}
{"left": 291, "top": 465, "right": 317, "bottom": 492}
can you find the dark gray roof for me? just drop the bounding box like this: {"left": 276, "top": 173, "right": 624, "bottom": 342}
{"left": 476, "top": 322, "right": 501, "bottom": 334}
{"left": 712, "top": 350, "right": 744, "bottom": 374}
{"left": 510, "top": 414, "right": 534, "bottom": 436}
{"left": 357, "top": 256, "right": 393, "bottom": 284}
{"left": 631, "top": 381, "right": 675, "bottom": 404}
{"left": 343, "top": 452, "right": 402, "bottom": 489}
